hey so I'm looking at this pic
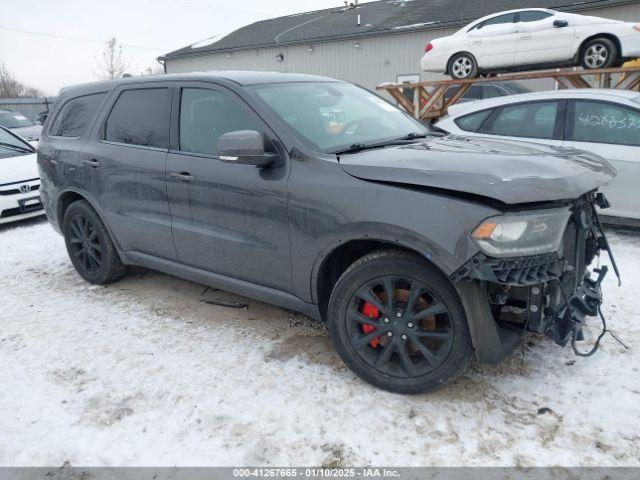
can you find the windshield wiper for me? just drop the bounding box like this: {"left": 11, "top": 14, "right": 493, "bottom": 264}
{"left": 335, "top": 134, "right": 429, "bottom": 155}
{"left": 0, "top": 142, "right": 32, "bottom": 153}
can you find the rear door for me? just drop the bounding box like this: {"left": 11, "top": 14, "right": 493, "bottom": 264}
{"left": 515, "top": 10, "right": 576, "bottom": 65}
{"left": 165, "top": 82, "right": 292, "bottom": 292}
{"left": 467, "top": 13, "right": 518, "bottom": 69}
{"left": 563, "top": 99, "right": 640, "bottom": 220}
{"left": 476, "top": 100, "right": 565, "bottom": 146}
{"left": 81, "top": 84, "right": 177, "bottom": 259}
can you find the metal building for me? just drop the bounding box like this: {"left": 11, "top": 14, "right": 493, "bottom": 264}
{"left": 159, "top": 0, "right": 640, "bottom": 93}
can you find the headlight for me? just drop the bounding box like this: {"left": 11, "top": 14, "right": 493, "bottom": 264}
{"left": 472, "top": 208, "right": 571, "bottom": 258}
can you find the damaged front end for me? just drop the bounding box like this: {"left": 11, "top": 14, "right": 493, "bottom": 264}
{"left": 452, "top": 192, "right": 619, "bottom": 363}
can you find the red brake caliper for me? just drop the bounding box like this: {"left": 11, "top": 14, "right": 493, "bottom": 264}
{"left": 361, "top": 302, "right": 380, "bottom": 348}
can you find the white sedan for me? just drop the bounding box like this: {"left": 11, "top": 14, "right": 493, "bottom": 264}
{"left": 0, "top": 126, "right": 44, "bottom": 225}
{"left": 421, "top": 8, "right": 640, "bottom": 79}
{"left": 435, "top": 89, "right": 640, "bottom": 225}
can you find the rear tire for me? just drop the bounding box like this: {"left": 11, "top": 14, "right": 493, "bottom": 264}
{"left": 448, "top": 53, "right": 479, "bottom": 79}
{"left": 63, "top": 200, "right": 126, "bottom": 285}
{"left": 580, "top": 38, "right": 618, "bottom": 70}
{"left": 327, "top": 250, "right": 473, "bottom": 394}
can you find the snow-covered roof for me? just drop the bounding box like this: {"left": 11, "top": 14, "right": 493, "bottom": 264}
{"left": 160, "top": 0, "right": 634, "bottom": 60}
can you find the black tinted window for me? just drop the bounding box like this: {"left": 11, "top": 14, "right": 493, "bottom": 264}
{"left": 484, "top": 102, "right": 558, "bottom": 139}
{"left": 572, "top": 101, "right": 640, "bottom": 146}
{"left": 105, "top": 88, "right": 170, "bottom": 148}
{"left": 518, "top": 11, "right": 553, "bottom": 22}
{"left": 49, "top": 93, "right": 107, "bottom": 137}
{"left": 179, "top": 88, "right": 261, "bottom": 156}
{"left": 455, "top": 109, "right": 492, "bottom": 132}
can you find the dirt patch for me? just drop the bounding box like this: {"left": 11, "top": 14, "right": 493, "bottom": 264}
{"left": 265, "top": 334, "right": 344, "bottom": 370}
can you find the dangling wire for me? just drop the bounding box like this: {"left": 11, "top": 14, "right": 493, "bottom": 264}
{"left": 572, "top": 305, "right": 630, "bottom": 357}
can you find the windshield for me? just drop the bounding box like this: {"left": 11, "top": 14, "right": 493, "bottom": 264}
{"left": 0, "top": 112, "right": 35, "bottom": 129}
{"left": 250, "top": 82, "right": 428, "bottom": 153}
{"left": 0, "top": 127, "right": 34, "bottom": 154}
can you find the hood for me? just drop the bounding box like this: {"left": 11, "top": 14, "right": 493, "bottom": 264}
{"left": 0, "top": 152, "right": 39, "bottom": 184}
{"left": 338, "top": 135, "right": 616, "bottom": 205}
{"left": 10, "top": 124, "right": 43, "bottom": 142}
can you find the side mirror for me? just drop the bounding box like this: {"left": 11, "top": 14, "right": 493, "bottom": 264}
{"left": 218, "top": 130, "right": 277, "bottom": 167}
{"left": 553, "top": 19, "right": 569, "bottom": 28}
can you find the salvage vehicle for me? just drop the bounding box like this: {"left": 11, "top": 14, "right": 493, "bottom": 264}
{"left": 0, "top": 109, "right": 43, "bottom": 146}
{"left": 435, "top": 88, "right": 640, "bottom": 227}
{"left": 38, "top": 72, "right": 617, "bottom": 394}
{"left": 0, "top": 126, "right": 44, "bottom": 224}
{"left": 420, "top": 8, "right": 640, "bottom": 79}
{"left": 443, "top": 82, "right": 531, "bottom": 104}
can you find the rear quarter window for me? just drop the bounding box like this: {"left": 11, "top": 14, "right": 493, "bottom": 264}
{"left": 49, "top": 93, "right": 107, "bottom": 137}
{"left": 454, "top": 109, "right": 493, "bottom": 132}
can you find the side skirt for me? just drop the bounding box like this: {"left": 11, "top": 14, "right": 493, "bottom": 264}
{"left": 122, "top": 251, "right": 322, "bottom": 320}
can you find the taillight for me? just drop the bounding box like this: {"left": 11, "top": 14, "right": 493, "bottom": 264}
{"left": 634, "top": 25, "right": 640, "bottom": 32}
{"left": 425, "top": 42, "right": 434, "bottom": 53}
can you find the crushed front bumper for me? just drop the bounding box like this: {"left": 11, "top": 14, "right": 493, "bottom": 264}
{"left": 452, "top": 194, "right": 617, "bottom": 360}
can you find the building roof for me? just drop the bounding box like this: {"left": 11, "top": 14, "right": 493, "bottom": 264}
{"left": 160, "top": 0, "right": 636, "bottom": 60}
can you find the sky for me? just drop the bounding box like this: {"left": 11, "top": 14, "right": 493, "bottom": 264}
{"left": 0, "top": 0, "right": 359, "bottom": 96}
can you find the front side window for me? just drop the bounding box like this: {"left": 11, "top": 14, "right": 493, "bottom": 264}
{"left": 455, "top": 109, "right": 493, "bottom": 132}
{"left": 104, "top": 88, "right": 170, "bottom": 148}
{"left": 518, "top": 11, "right": 553, "bottom": 22}
{"left": 0, "top": 112, "right": 35, "bottom": 129}
{"left": 472, "top": 13, "right": 515, "bottom": 31}
{"left": 251, "top": 82, "right": 426, "bottom": 153}
{"left": 572, "top": 101, "right": 640, "bottom": 147}
{"left": 483, "top": 101, "right": 559, "bottom": 139}
{"left": 49, "top": 93, "right": 107, "bottom": 137}
{"left": 179, "top": 88, "right": 261, "bottom": 156}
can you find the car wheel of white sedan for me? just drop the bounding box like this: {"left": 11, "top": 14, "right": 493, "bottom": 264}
{"left": 580, "top": 38, "right": 617, "bottom": 70}
{"left": 448, "top": 53, "right": 478, "bottom": 79}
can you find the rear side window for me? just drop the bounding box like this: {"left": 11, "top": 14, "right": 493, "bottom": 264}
{"left": 179, "top": 88, "right": 261, "bottom": 156}
{"left": 49, "top": 93, "right": 107, "bottom": 137}
{"left": 472, "top": 13, "right": 515, "bottom": 30}
{"left": 572, "top": 100, "right": 640, "bottom": 146}
{"left": 483, "top": 101, "right": 559, "bottom": 139}
{"left": 104, "top": 88, "right": 170, "bottom": 148}
{"left": 454, "top": 109, "right": 493, "bottom": 132}
{"left": 518, "top": 11, "right": 553, "bottom": 22}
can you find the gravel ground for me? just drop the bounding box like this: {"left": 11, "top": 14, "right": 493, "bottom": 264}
{"left": 0, "top": 217, "right": 638, "bottom": 467}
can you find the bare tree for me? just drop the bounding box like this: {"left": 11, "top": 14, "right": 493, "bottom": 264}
{"left": 140, "top": 64, "right": 164, "bottom": 76}
{"left": 0, "top": 61, "right": 43, "bottom": 98}
{"left": 96, "top": 38, "right": 129, "bottom": 80}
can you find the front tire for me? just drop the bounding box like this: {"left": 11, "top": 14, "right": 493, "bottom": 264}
{"left": 63, "top": 200, "right": 126, "bottom": 285}
{"left": 448, "top": 53, "right": 478, "bottom": 79}
{"left": 327, "top": 250, "right": 473, "bottom": 394}
{"left": 580, "top": 38, "right": 618, "bottom": 70}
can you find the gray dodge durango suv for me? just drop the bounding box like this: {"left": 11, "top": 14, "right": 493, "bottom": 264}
{"left": 38, "top": 72, "right": 617, "bottom": 394}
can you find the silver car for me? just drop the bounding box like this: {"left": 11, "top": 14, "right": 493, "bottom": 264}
{"left": 436, "top": 89, "right": 640, "bottom": 226}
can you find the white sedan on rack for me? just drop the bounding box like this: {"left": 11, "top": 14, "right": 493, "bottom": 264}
{"left": 0, "top": 126, "right": 44, "bottom": 225}
{"left": 435, "top": 89, "right": 640, "bottom": 225}
{"left": 421, "top": 8, "right": 640, "bottom": 79}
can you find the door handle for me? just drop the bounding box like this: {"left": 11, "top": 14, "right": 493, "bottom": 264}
{"left": 170, "top": 172, "right": 195, "bottom": 182}
{"left": 520, "top": 34, "right": 533, "bottom": 40}
{"left": 471, "top": 40, "right": 482, "bottom": 45}
{"left": 82, "top": 159, "right": 101, "bottom": 168}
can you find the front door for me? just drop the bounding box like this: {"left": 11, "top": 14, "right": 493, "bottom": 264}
{"left": 516, "top": 11, "right": 576, "bottom": 65}
{"left": 166, "top": 83, "right": 292, "bottom": 292}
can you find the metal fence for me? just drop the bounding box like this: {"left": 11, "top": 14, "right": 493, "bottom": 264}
{"left": 0, "top": 97, "right": 57, "bottom": 121}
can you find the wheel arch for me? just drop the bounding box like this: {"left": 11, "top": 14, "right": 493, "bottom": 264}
{"left": 313, "top": 237, "right": 451, "bottom": 321}
{"left": 56, "top": 188, "right": 125, "bottom": 260}
{"left": 578, "top": 33, "right": 622, "bottom": 60}
{"left": 446, "top": 51, "right": 479, "bottom": 75}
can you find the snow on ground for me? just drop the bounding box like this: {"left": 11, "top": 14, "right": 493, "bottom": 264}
{"left": 0, "top": 218, "right": 639, "bottom": 467}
